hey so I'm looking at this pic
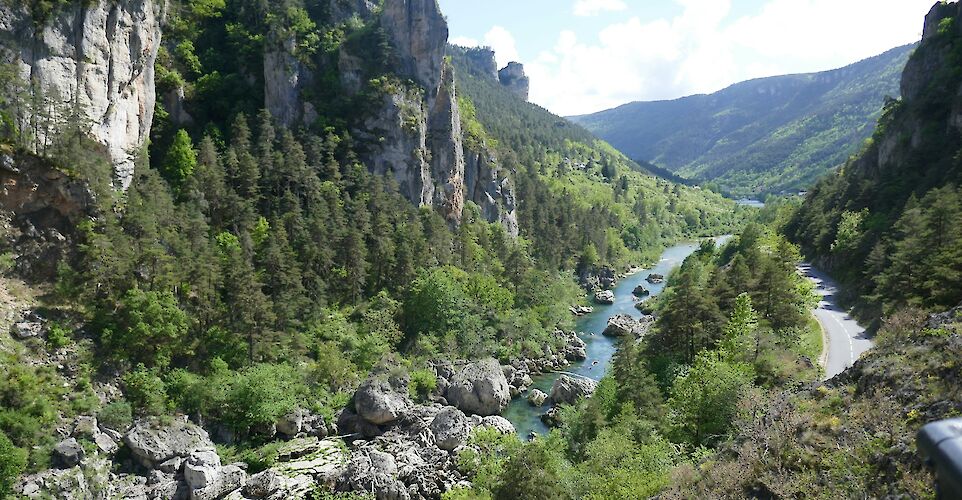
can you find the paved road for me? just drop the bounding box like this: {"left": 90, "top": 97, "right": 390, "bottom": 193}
{"left": 798, "top": 263, "right": 873, "bottom": 379}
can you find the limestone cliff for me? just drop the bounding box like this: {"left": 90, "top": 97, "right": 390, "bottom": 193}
{"left": 428, "top": 63, "right": 466, "bottom": 222}
{"left": 462, "top": 47, "right": 499, "bottom": 82}
{"left": 0, "top": 0, "right": 165, "bottom": 190}
{"left": 382, "top": 0, "right": 447, "bottom": 101}
{"left": 265, "top": 37, "right": 318, "bottom": 127}
{"left": 852, "top": 1, "right": 962, "bottom": 178}
{"left": 355, "top": 0, "right": 518, "bottom": 232}
{"left": 498, "top": 62, "right": 529, "bottom": 101}
{"left": 354, "top": 83, "right": 433, "bottom": 208}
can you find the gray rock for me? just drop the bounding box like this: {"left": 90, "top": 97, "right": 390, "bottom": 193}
{"left": 276, "top": 408, "right": 307, "bottom": 437}
{"left": 480, "top": 416, "right": 515, "bottom": 435}
{"left": 527, "top": 389, "right": 548, "bottom": 407}
{"left": 498, "top": 62, "right": 530, "bottom": 101}
{"left": 53, "top": 438, "right": 84, "bottom": 468}
{"left": 184, "top": 461, "right": 219, "bottom": 491}
{"left": 0, "top": 0, "right": 164, "bottom": 189}
{"left": 446, "top": 358, "right": 511, "bottom": 416}
{"left": 381, "top": 0, "right": 447, "bottom": 97}
{"left": 158, "top": 456, "right": 185, "bottom": 474}
{"left": 243, "top": 469, "right": 282, "bottom": 499}
{"left": 189, "top": 464, "right": 245, "bottom": 500}
{"left": 72, "top": 416, "right": 99, "bottom": 439}
{"left": 549, "top": 375, "right": 598, "bottom": 405}
{"left": 124, "top": 417, "right": 217, "bottom": 469}
{"left": 94, "top": 433, "right": 118, "bottom": 455}
{"left": 594, "top": 290, "right": 615, "bottom": 305}
{"left": 12, "top": 321, "right": 42, "bottom": 339}
{"left": 602, "top": 314, "right": 654, "bottom": 339}
{"left": 355, "top": 377, "right": 412, "bottom": 425}
{"left": 337, "top": 449, "right": 408, "bottom": 500}
{"left": 429, "top": 407, "right": 471, "bottom": 451}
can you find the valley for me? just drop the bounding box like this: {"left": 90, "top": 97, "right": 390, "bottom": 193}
{"left": 0, "top": 0, "right": 960, "bottom": 499}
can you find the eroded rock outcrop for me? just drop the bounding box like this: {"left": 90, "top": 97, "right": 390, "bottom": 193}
{"left": 428, "top": 63, "right": 466, "bottom": 222}
{"left": 265, "top": 37, "right": 318, "bottom": 127}
{"left": 0, "top": 0, "right": 166, "bottom": 190}
{"left": 124, "top": 416, "right": 216, "bottom": 469}
{"left": 498, "top": 62, "right": 529, "bottom": 101}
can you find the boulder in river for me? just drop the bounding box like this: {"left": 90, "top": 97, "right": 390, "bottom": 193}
{"left": 646, "top": 273, "right": 665, "bottom": 284}
{"left": 632, "top": 285, "right": 650, "bottom": 297}
{"left": 446, "top": 358, "right": 511, "bottom": 416}
{"left": 602, "top": 314, "right": 655, "bottom": 339}
{"left": 557, "top": 330, "right": 587, "bottom": 361}
{"left": 549, "top": 375, "right": 598, "bottom": 405}
{"left": 527, "top": 389, "right": 548, "bottom": 407}
{"left": 594, "top": 290, "right": 615, "bottom": 305}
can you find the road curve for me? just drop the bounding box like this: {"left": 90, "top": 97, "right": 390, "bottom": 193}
{"left": 798, "top": 263, "right": 873, "bottom": 379}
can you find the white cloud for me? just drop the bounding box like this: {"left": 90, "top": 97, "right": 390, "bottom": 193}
{"left": 483, "top": 26, "right": 520, "bottom": 67}
{"left": 527, "top": 0, "right": 933, "bottom": 116}
{"left": 573, "top": 0, "right": 627, "bottom": 17}
{"left": 449, "top": 27, "right": 520, "bottom": 69}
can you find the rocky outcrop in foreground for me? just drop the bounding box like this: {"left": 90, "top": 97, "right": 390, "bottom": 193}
{"left": 336, "top": 369, "right": 516, "bottom": 499}
{"left": 17, "top": 416, "right": 345, "bottom": 500}
{"left": 0, "top": 0, "right": 165, "bottom": 189}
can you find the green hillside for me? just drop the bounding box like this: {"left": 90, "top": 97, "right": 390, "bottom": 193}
{"left": 572, "top": 44, "right": 916, "bottom": 197}
{"left": 449, "top": 46, "right": 747, "bottom": 270}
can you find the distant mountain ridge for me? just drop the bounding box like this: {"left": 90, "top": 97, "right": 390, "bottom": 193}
{"left": 571, "top": 44, "right": 917, "bottom": 197}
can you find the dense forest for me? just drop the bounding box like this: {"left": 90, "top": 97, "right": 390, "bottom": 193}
{"left": 0, "top": 0, "right": 744, "bottom": 494}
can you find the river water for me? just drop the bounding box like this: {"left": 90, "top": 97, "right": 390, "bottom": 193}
{"left": 503, "top": 236, "right": 732, "bottom": 439}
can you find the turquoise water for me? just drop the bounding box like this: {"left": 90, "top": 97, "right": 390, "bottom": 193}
{"left": 503, "top": 236, "right": 732, "bottom": 439}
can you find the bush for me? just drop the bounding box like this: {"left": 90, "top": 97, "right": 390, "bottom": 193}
{"left": 223, "top": 364, "right": 304, "bottom": 435}
{"left": 0, "top": 430, "right": 26, "bottom": 497}
{"left": 102, "top": 289, "right": 190, "bottom": 370}
{"left": 409, "top": 369, "right": 437, "bottom": 402}
{"left": 46, "top": 322, "right": 72, "bottom": 350}
{"left": 122, "top": 367, "right": 168, "bottom": 416}
{"left": 98, "top": 401, "right": 133, "bottom": 432}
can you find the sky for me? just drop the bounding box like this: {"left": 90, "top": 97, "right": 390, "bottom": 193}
{"left": 439, "top": 0, "right": 936, "bottom": 116}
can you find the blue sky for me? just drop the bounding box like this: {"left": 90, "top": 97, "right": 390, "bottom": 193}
{"left": 439, "top": 0, "right": 934, "bottom": 116}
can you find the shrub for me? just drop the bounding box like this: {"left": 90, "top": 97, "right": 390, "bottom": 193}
{"left": 46, "top": 322, "right": 72, "bottom": 350}
{"left": 0, "top": 430, "right": 26, "bottom": 497}
{"left": 223, "top": 364, "right": 304, "bottom": 434}
{"left": 98, "top": 401, "right": 133, "bottom": 432}
{"left": 122, "top": 367, "right": 169, "bottom": 416}
{"left": 409, "top": 369, "right": 437, "bottom": 402}
{"left": 102, "top": 289, "right": 190, "bottom": 370}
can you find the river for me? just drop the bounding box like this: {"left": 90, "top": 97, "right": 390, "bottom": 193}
{"left": 503, "top": 236, "right": 733, "bottom": 439}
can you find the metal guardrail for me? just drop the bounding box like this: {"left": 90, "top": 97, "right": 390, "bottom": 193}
{"left": 918, "top": 418, "right": 962, "bottom": 498}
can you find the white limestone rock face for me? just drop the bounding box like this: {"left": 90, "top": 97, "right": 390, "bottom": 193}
{"left": 355, "top": 83, "right": 434, "bottom": 208}
{"left": 381, "top": 0, "right": 448, "bottom": 99}
{"left": 0, "top": 0, "right": 165, "bottom": 190}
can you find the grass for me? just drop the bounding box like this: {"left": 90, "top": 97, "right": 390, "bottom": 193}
{"left": 799, "top": 314, "right": 825, "bottom": 370}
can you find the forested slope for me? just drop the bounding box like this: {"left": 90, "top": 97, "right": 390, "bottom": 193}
{"left": 787, "top": 2, "right": 962, "bottom": 324}
{"left": 0, "top": 0, "right": 743, "bottom": 497}
{"left": 572, "top": 44, "right": 915, "bottom": 197}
